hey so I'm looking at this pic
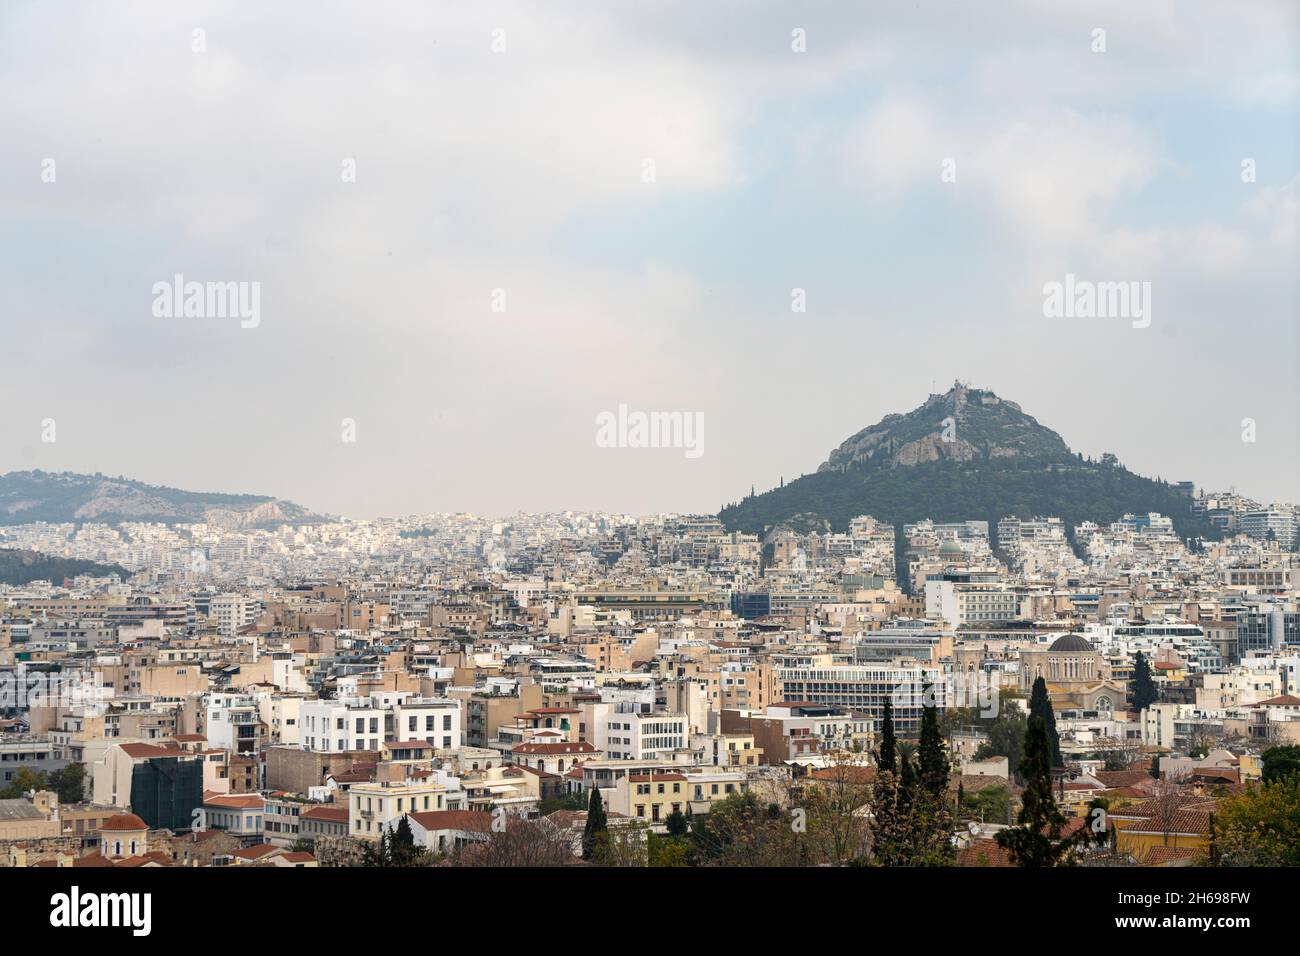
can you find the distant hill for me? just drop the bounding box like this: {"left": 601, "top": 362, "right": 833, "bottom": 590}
{"left": 0, "top": 548, "right": 129, "bottom": 585}
{"left": 0, "top": 470, "right": 319, "bottom": 527}
{"left": 720, "top": 383, "right": 1218, "bottom": 545}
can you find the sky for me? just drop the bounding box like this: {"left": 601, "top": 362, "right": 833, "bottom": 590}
{"left": 1, "top": 1, "right": 1297, "bottom": 519}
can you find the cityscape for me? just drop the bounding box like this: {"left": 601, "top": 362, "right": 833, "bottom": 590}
{"left": 1, "top": 0, "right": 1297, "bottom": 935}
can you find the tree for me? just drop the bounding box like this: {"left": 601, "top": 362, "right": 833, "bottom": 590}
{"left": 581, "top": 788, "right": 608, "bottom": 861}
{"left": 592, "top": 823, "right": 649, "bottom": 866}
{"left": 917, "top": 690, "right": 950, "bottom": 797}
{"left": 962, "top": 783, "right": 1013, "bottom": 824}
{"left": 1261, "top": 745, "right": 1300, "bottom": 785}
{"left": 689, "top": 791, "right": 807, "bottom": 866}
{"left": 389, "top": 815, "right": 427, "bottom": 866}
{"left": 1147, "top": 771, "right": 1191, "bottom": 848}
{"left": 1131, "top": 651, "right": 1158, "bottom": 713}
{"left": 47, "top": 763, "right": 86, "bottom": 804}
{"left": 1212, "top": 777, "right": 1300, "bottom": 866}
{"left": 457, "top": 817, "right": 575, "bottom": 867}
{"left": 0, "top": 767, "right": 46, "bottom": 799}
{"left": 1029, "top": 676, "right": 1063, "bottom": 769}
{"left": 647, "top": 831, "right": 690, "bottom": 867}
{"left": 801, "top": 749, "right": 873, "bottom": 864}
{"left": 995, "top": 716, "right": 1084, "bottom": 866}
{"left": 897, "top": 741, "right": 918, "bottom": 807}
{"left": 361, "top": 818, "right": 430, "bottom": 867}
{"left": 664, "top": 809, "right": 689, "bottom": 838}
{"left": 538, "top": 791, "right": 587, "bottom": 815}
{"left": 360, "top": 830, "right": 392, "bottom": 867}
{"left": 877, "top": 697, "right": 897, "bottom": 774}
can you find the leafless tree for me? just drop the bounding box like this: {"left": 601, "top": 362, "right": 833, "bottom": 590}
{"left": 1148, "top": 770, "right": 1191, "bottom": 847}
{"left": 454, "top": 817, "right": 576, "bottom": 867}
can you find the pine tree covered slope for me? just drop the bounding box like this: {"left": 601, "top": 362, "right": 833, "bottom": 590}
{"left": 719, "top": 383, "right": 1217, "bottom": 541}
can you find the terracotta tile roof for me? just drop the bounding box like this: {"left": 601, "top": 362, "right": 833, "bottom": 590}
{"left": 408, "top": 810, "right": 493, "bottom": 833}
{"left": 204, "top": 794, "right": 266, "bottom": 810}
{"left": 232, "top": 844, "right": 281, "bottom": 860}
{"left": 1094, "top": 770, "right": 1152, "bottom": 789}
{"left": 118, "top": 743, "right": 189, "bottom": 759}
{"left": 100, "top": 813, "right": 148, "bottom": 832}
{"left": 955, "top": 839, "right": 1013, "bottom": 867}
{"left": 113, "top": 851, "right": 175, "bottom": 867}
{"left": 300, "top": 805, "right": 348, "bottom": 823}
{"left": 1141, "top": 845, "right": 1199, "bottom": 866}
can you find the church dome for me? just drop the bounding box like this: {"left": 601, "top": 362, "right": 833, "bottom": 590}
{"left": 1048, "top": 634, "right": 1093, "bottom": 653}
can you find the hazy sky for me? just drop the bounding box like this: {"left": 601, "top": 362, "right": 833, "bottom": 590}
{"left": 2, "top": 1, "right": 1297, "bottom": 518}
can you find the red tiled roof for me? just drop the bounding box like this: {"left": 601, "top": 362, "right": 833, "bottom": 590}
{"left": 232, "top": 844, "right": 281, "bottom": 860}
{"left": 118, "top": 743, "right": 189, "bottom": 759}
{"left": 408, "top": 810, "right": 493, "bottom": 833}
{"left": 300, "top": 806, "right": 348, "bottom": 823}
{"left": 955, "top": 839, "right": 1013, "bottom": 867}
{"left": 204, "top": 794, "right": 265, "bottom": 810}
{"left": 100, "top": 813, "right": 148, "bottom": 832}
{"left": 1142, "top": 845, "right": 1199, "bottom": 866}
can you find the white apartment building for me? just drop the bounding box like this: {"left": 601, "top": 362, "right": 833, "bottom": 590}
{"left": 597, "top": 708, "right": 688, "bottom": 761}
{"left": 925, "top": 580, "right": 1020, "bottom": 626}
{"left": 204, "top": 692, "right": 261, "bottom": 755}
{"left": 300, "top": 694, "right": 461, "bottom": 753}
{"left": 210, "top": 593, "right": 260, "bottom": 637}
{"left": 777, "top": 664, "right": 947, "bottom": 735}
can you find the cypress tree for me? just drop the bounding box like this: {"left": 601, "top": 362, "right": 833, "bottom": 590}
{"left": 581, "top": 788, "right": 608, "bottom": 860}
{"left": 1131, "top": 651, "right": 1158, "bottom": 713}
{"left": 995, "top": 716, "right": 1077, "bottom": 867}
{"left": 1029, "top": 676, "right": 1063, "bottom": 769}
{"left": 878, "top": 697, "right": 897, "bottom": 774}
{"left": 917, "top": 686, "right": 950, "bottom": 798}
{"left": 898, "top": 742, "right": 918, "bottom": 806}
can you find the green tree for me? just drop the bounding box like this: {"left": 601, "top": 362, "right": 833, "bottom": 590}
{"left": 1261, "top": 745, "right": 1300, "bottom": 785}
{"left": 917, "top": 689, "right": 950, "bottom": 797}
{"left": 877, "top": 697, "right": 897, "bottom": 774}
{"left": 962, "top": 783, "right": 1013, "bottom": 824}
{"left": 647, "top": 832, "right": 690, "bottom": 867}
{"left": 581, "top": 788, "right": 608, "bottom": 861}
{"left": 0, "top": 767, "right": 47, "bottom": 799}
{"left": 1029, "top": 676, "right": 1063, "bottom": 769}
{"left": 47, "top": 763, "right": 86, "bottom": 804}
{"left": 390, "top": 815, "right": 427, "bottom": 866}
{"left": 689, "top": 791, "right": 806, "bottom": 866}
{"left": 1131, "top": 651, "right": 1158, "bottom": 713}
{"left": 1212, "top": 777, "right": 1300, "bottom": 866}
{"left": 665, "top": 809, "right": 689, "bottom": 838}
{"left": 994, "top": 716, "right": 1084, "bottom": 866}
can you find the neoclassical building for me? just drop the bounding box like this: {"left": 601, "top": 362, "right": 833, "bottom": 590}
{"left": 1019, "top": 634, "right": 1127, "bottom": 713}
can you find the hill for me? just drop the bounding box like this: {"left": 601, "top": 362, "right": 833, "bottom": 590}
{"left": 0, "top": 470, "right": 319, "bottom": 527}
{"left": 0, "top": 549, "right": 130, "bottom": 585}
{"left": 719, "top": 383, "right": 1218, "bottom": 544}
